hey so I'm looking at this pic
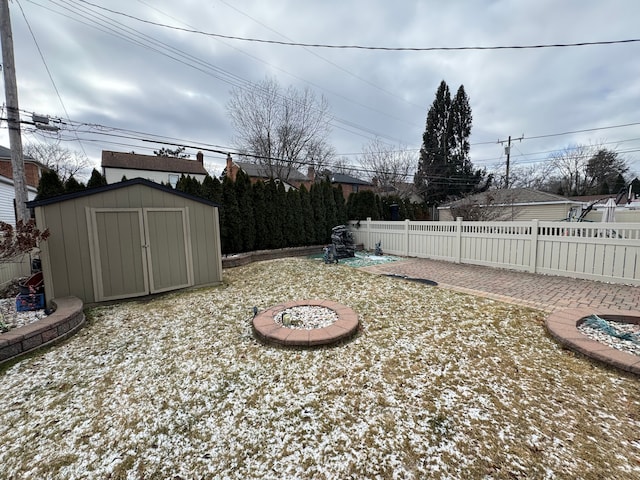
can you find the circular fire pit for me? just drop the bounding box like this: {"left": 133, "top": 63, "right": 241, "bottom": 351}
{"left": 252, "top": 299, "right": 359, "bottom": 347}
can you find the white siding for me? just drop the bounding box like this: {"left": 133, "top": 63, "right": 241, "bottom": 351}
{"left": 0, "top": 180, "right": 37, "bottom": 226}
{"left": 104, "top": 167, "right": 206, "bottom": 186}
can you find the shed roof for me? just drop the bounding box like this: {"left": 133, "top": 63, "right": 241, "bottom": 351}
{"left": 27, "top": 177, "right": 221, "bottom": 208}
{"left": 102, "top": 150, "right": 208, "bottom": 176}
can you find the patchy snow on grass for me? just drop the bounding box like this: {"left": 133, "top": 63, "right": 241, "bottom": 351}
{"left": 1, "top": 258, "right": 639, "bottom": 479}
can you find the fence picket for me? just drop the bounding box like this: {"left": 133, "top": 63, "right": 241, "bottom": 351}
{"left": 348, "top": 219, "right": 640, "bottom": 285}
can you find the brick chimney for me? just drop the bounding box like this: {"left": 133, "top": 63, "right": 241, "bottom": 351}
{"left": 196, "top": 151, "right": 203, "bottom": 163}
{"left": 307, "top": 166, "right": 315, "bottom": 183}
{"left": 226, "top": 153, "right": 235, "bottom": 181}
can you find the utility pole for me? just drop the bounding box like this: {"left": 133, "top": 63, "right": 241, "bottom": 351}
{"left": 497, "top": 134, "right": 523, "bottom": 189}
{"left": 0, "top": 0, "right": 29, "bottom": 223}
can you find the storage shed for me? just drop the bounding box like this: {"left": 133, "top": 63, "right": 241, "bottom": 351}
{"left": 27, "top": 178, "right": 222, "bottom": 304}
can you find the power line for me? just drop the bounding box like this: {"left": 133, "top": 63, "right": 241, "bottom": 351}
{"left": 15, "top": 0, "right": 88, "bottom": 158}
{"left": 27, "top": 0, "right": 407, "bottom": 145}
{"left": 76, "top": 1, "right": 640, "bottom": 52}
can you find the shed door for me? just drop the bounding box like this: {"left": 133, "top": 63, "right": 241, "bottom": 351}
{"left": 88, "top": 208, "right": 193, "bottom": 302}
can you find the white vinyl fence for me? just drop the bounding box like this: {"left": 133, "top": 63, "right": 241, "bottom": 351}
{"left": 348, "top": 218, "right": 640, "bottom": 286}
{"left": 0, "top": 255, "right": 31, "bottom": 290}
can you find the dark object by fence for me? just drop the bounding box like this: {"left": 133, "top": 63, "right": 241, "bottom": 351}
{"left": 19, "top": 271, "right": 44, "bottom": 295}
{"left": 16, "top": 293, "right": 45, "bottom": 311}
{"left": 331, "top": 225, "right": 356, "bottom": 259}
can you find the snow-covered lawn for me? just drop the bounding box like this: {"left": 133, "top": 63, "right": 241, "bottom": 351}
{"left": 1, "top": 258, "right": 639, "bottom": 479}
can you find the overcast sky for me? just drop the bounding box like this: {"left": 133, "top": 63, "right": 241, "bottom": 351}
{"left": 3, "top": 0, "right": 640, "bottom": 182}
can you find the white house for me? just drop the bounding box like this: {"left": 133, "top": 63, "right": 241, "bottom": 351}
{"left": 101, "top": 150, "right": 209, "bottom": 187}
{"left": 0, "top": 174, "right": 37, "bottom": 226}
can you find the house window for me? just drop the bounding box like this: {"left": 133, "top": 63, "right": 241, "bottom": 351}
{"left": 352, "top": 184, "right": 359, "bottom": 193}
{"left": 169, "top": 174, "right": 179, "bottom": 188}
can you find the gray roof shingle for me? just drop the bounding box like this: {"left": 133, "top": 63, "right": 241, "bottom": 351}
{"left": 102, "top": 151, "right": 208, "bottom": 176}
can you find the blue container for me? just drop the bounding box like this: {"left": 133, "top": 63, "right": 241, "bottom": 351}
{"left": 16, "top": 293, "right": 45, "bottom": 312}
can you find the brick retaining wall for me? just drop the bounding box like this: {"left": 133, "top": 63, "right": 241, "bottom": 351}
{"left": 0, "top": 297, "right": 85, "bottom": 365}
{"left": 221, "top": 244, "right": 363, "bottom": 268}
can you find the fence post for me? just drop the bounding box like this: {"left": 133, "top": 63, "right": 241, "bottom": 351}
{"left": 455, "top": 217, "right": 462, "bottom": 264}
{"left": 366, "top": 217, "right": 371, "bottom": 251}
{"left": 529, "top": 219, "right": 539, "bottom": 273}
{"left": 405, "top": 219, "right": 410, "bottom": 257}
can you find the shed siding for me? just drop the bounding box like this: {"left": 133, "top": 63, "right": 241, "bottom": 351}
{"left": 35, "top": 183, "right": 221, "bottom": 304}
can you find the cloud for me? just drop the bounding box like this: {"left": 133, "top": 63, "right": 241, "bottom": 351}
{"left": 2, "top": 0, "right": 639, "bottom": 179}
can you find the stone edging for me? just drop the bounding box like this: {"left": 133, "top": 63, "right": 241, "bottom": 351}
{"left": 222, "top": 246, "right": 325, "bottom": 268}
{"left": 253, "top": 299, "right": 359, "bottom": 347}
{"left": 221, "top": 244, "right": 364, "bottom": 268}
{"left": 545, "top": 308, "right": 640, "bottom": 375}
{"left": 0, "top": 296, "right": 85, "bottom": 365}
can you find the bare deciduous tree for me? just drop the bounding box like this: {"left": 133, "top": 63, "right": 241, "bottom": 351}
{"left": 24, "top": 142, "right": 90, "bottom": 182}
{"left": 331, "top": 156, "right": 360, "bottom": 177}
{"left": 227, "top": 77, "right": 334, "bottom": 180}
{"left": 359, "top": 137, "right": 416, "bottom": 199}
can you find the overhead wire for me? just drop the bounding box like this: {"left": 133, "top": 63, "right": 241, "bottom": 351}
{"left": 10, "top": 107, "right": 640, "bottom": 185}
{"left": 29, "top": 0, "right": 407, "bottom": 145}
{"left": 15, "top": 0, "right": 89, "bottom": 158}
{"left": 76, "top": 0, "right": 640, "bottom": 52}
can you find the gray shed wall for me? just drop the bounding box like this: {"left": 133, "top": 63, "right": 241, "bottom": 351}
{"left": 35, "top": 184, "right": 222, "bottom": 304}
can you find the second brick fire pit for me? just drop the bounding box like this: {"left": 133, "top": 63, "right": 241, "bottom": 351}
{"left": 252, "top": 299, "right": 359, "bottom": 347}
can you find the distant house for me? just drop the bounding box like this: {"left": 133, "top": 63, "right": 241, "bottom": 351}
{"left": 223, "top": 155, "right": 374, "bottom": 198}
{"left": 101, "top": 150, "right": 209, "bottom": 187}
{"left": 0, "top": 145, "right": 46, "bottom": 226}
{"left": 224, "top": 155, "right": 311, "bottom": 191}
{"left": 315, "top": 169, "right": 374, "bottom": 200}
{"left": 0, "top": 145, "right": 48, "bottom": 189}
{"left": 0, "top": 175, "right": 38, "bottom": 226}
{"left": 439, "top": 188, "right": 583, "bottom": 221}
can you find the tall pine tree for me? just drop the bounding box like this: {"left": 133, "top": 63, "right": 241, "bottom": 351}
{"left": 415, "top": 80, "right": 487, "bottom": 206}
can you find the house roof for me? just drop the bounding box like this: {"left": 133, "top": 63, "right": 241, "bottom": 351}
{"left": 319, "top": 170, "right": 372, "bottom": 186}
{"left": 102, "top": 150, "right": 208, "bottom": 176}
{"left": 0, "top": 145, "right": 46, "bottom": 167}
{"left": 27, "top": 177, "right": 221, "bottom": 208}
{"left": 441, "top": 188, "right": 583, "bottom": 209}
{"left": 235, "top": 160, "right": 309, "bottom": 182}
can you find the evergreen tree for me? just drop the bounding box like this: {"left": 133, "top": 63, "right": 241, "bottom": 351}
{"left": 275, "top": 181, "right": 288, "bottom": 248}
{"left": 176, "top": 175, "right": 202, "bottom": 197}
{"left": 221, "top": 176, "right": 242, "bottom": 253}
{"left": 235, "top": 170, "right": 256, "bottom": 251}
{"left": 264, "top": 181, "right": 283, "bottom": 249}
{"left": 64, "top": 175, "right": 85, "bottom": 193}
{"left": 285, "top": 188, "right": 304, "bottom": 246}
{"left": 334, "top": 186, "right": 348, "bottom": 225}
{"left": 415, "top": 80, "right": 486, "bottom": 205}
{"left": 87, "top": 168, "right": 107, "bottom": 188}
{"left": 613, "top": 173, "right": 626, "bottom": 195}
{"left": 201, "top": 175, "right": 222, "bottom": 203}
{"left": 252, "top": 181, "right": 268, "bottom": 249}
{"left": 322, "top": 180, "right": 338, "bottom": 230}
{"left": 347, "top": 190, "right": 380, "bottom": 220}
{"left": 299, "top": 185, "right": 315, "bottom": 245}
{"left": 310, "top": 182, "right": 327, "bottom": 243}
{"left": 36, "top": 170, "right": 65, "bottom": 200}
